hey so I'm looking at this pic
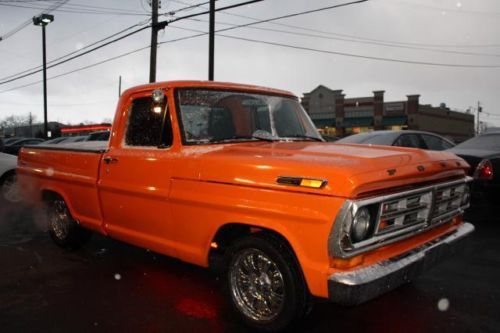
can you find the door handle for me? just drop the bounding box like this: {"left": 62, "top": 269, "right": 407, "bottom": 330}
{"left": 103, "top": 156, "right": 118, "bottom": 164}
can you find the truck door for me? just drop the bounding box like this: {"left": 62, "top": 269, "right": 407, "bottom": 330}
{"left": 98, "top": 90, "right": 178, "bottom": 257}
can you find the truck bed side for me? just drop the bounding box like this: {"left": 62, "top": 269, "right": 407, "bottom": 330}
{"left": 18, "top": 145, "right": 105, "bottom": 233}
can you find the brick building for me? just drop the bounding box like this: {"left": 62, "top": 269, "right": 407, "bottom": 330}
{"left": 301, "top": 85, "right": 474, "bottom": 142}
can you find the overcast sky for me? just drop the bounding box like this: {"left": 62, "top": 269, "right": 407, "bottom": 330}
{"left": 0, "top": 0, "right": 499, "bottom": 128}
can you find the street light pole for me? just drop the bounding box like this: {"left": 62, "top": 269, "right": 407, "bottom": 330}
{"left": 33, "top": 14, "right": 54, "bottom": 139}
{"left": 476, "top": 101, "right": 482, "bottom": 135}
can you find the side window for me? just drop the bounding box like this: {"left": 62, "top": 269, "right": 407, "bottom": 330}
{"left": 394, "top": 134, "right": 421, "bottom": 148}
{"left": 125, "top": 96, "right": 170, "bottom": 147}
{"left": 421, "top": 134, "right": 453, "bottom": 151}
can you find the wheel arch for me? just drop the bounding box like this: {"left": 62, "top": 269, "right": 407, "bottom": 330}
{"left": 208, "top": 222, "right": 310, "bottom": 292}
{"left": 40, "top": 188, "right": 79, "bottom": 221}
{"left": 0, "top": 169, "right": 17, "bottom": 201}
{"left": 0, "top": 169, "right": 15, "bottom": 183}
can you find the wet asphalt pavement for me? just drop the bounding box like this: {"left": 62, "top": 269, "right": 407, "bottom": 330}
{"left": 0, "top": 200, "right": 499, "bottom": 333}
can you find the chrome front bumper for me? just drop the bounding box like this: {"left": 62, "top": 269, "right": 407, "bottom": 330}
{"left": 328, "top": 222, "right": 475, "bottom": 305}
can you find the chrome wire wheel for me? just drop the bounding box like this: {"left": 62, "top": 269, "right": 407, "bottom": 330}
{"left": 1, "top": 173, "right": 22, "bottom": 203}
{"left": 48, "top": 199, "right": 70, "bottom": 240}
{"left": 229, "top": 248, "right": 285, "bottom": 322}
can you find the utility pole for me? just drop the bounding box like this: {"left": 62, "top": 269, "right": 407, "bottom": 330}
{"left": 29, "top": 112, "right": 33, "bottom": 137}
{"left": 149, "top": 0, "right": 159, "bottom": 83}
{"left": 208, "top": 0, "right": 215, "bottom": 81}
{"left": 476, "top": 101, "right": 482, "bottom": 135}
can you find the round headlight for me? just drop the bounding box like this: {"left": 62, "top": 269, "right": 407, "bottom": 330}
{"left": 351, "top": 207, "right": 371, "bottom": 243}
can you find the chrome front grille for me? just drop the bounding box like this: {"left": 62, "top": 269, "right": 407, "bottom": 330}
{"left": 329, "top": 177, "right": 472, "bottom": 259}
{"left": 431, "top": 182, "right": 468, "bottom": 223}
{"left": 375, "top": 181, "right": 469, "bottom": 235}
{"left": 377, "top": 191, "right": 432, "bottom": 235}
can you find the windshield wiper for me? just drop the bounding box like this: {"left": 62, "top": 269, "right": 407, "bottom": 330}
{"left": 284, "top": 134, "right": 324, "bottom": 142}
{"left": 251, "top": 132, "right": 279, "bottom": 142}
{"left": 210, "top": 134, "right": 278, "bottom": 143}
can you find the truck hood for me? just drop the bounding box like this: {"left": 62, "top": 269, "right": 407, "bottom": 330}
{"left": 178, "top": 142, "right": 469, "bottom": 198}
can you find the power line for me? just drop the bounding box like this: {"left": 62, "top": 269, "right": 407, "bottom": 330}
{"left": 172, "top": 0, "right": 500, "bottom": 49}
{"left": 0, "top": 45, "right": 149, "bottom": 94}
{"left": 0, "top": 0, "right": 265, "bottom": 86}
{"left": 0, "top": 99, "right": 115, "bottom": 106}
{"left": 0, "top": 25, "right": 152, "bottom": 86}
{"left": 0, "top": 31, "right": 212, "bottom": 94}
{"left": 0, "top": 19, "right": 152, "bottom": 82}
{"left": 6, "top": 13, "right": 494, "bottom": 97}
{"left": 0, "top": 0, "right": 267, "bottom": 90}
{"left": 2, "top": 0, "right": 498, "bottom": 95}
{"left": 0, "top": 2, "right": 149, "bottom": 16}
{"left": 167, "top": 25, "right": 500, "bottom": 68}
{"left": 388, "top": 0, "right": 500, "bottom": 17}
{"left": 162, "top": 0, "right": 217, "bottom": 16}
{"left": 162, "top": 0, "right": 265, "bottom": 27}
{"left": 218, "top": 34, "right": 500, "bottom": 68}
{"left": 482, "top": 111, "right": 500, "bottom": 118}
{"left": 0, "top": 0, "right": 68, "bottom": 41}
{"left": 0, "top": 1, "right": 215, "bottom": 82}
{"left": 158, "top": 0, "right": 369, "bottom": 36}
{"left": 57, "top": 3, "right": 151, "bottom": 14}
{"left": 3, "top": 0, "right": 499, "bottom": 95}
{"left": 184, "top": 17, "right": 500, "bottom": 58}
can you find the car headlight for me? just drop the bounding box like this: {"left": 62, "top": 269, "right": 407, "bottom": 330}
{"left": 351, "top": 207, "right": 372, "bottom": 243}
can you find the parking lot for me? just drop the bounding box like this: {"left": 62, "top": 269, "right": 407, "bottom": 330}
{"left": 0, "top": 199, "right": 499, "bottom": 333}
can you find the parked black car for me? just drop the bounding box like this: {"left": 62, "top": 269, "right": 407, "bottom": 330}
{"left": 3, "top": 138, "right": 44, "bottom": 155}
{"left": 43, "top": 137, "right": 70, "bottom": 144}
{"left": 447, "top": 133, "right": 499, "bottom": 199}
{"left": 87, "top": 130, "right": 110, "bottom": 141}
{"left": 335, "top": 130, "right": 455, "bottom": 151}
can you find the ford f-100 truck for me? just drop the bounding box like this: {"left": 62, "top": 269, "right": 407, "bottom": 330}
{"left": 18, "top": 81, "right": 474, "bottom": 331}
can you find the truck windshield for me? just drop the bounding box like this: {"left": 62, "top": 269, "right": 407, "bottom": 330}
{"left": 176, "top": 89, "right": 323, "bottom": 144}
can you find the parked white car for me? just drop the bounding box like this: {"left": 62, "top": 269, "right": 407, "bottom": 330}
{"left": 0, "top": 152, "right": 21, "bottom": 203}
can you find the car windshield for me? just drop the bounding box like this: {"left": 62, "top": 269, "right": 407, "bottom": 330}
{"left": 176, "top": 89, "right": 322, "bottom": 144}
{"left": 337, "top": 132, "right": 394, "bottom": 145}
{"left": 454, "top": 134, "right": 500, "bottom": 151}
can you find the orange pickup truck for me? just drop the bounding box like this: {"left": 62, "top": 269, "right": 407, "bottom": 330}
{"left": 18, "top": 81, "right": 474, "bottom": 331}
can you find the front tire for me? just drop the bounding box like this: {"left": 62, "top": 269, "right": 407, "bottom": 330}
{"left": 223, "top": 233, "right": 311, "bottom": 332}
{"left": 46, "top": 196, "right": 91, "bottom": 250}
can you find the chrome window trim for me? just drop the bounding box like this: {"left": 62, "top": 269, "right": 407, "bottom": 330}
{"left": 328, "top": 177, "right": 472, "bottom": 259}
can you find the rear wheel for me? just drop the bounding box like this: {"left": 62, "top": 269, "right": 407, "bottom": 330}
{"left": 223, "top": 233, "right": 311, "bottom": 332}
{"left": 46, "top": 196, "right": 91, "bottom": 250}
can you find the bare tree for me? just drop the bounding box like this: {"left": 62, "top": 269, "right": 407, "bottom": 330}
{"left": 0, "top": 113, "right": 37, "bottom": 137}
{"left": 0, "top": 113, "right": 37, "bottom": 128}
